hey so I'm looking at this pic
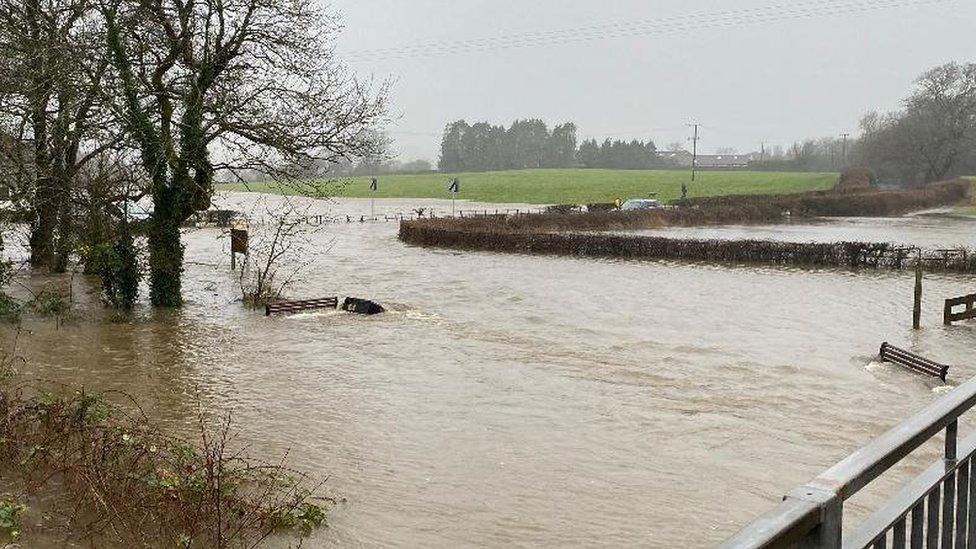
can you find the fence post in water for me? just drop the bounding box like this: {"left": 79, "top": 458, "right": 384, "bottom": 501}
{"left": 914, "top": 257, "right": 923, "bottom": 330}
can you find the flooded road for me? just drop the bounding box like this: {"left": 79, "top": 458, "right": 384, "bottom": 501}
{"left": 5, "top": 194, "right": 976, "bottom": 547}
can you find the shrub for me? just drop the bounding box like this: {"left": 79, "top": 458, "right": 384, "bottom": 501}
{"left": 27, "top": 289, "right": 71, "bottom": 318}
{"left": 0, "top": 500, "right": 27, "bottom": 542}
{"left": 836, "top": 166, "right": 877, "bottom": 193}
{"left": 0, "top": 234, "right": 17, "bottom": 323}
{"left": 86, "top": 228, "right": 142, "bottom": 309}
{"left": 0, "top": 386, "right": 330, "bottom": 546}
{"left": 0, "top": 293, "right": 19, "bottom": 323}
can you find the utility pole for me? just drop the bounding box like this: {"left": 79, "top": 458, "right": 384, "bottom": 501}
{"left": 688, "top": 123, "right": 700, "bottom": 182}
{"left": 369, "top": 177, "right": 377, "bottom": 221}
{"left": 840, "top": 133, "right": 850, "bottom": 167}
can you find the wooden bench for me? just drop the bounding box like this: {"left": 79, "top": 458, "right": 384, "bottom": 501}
{"left": 944, "top": 293, "right": 976, "bottom": 325}
{"left": 265, "top": 297, "right": 338, "bottom": 316}
{"left": 879, "top": 342, "right": 949, "bottom": 381}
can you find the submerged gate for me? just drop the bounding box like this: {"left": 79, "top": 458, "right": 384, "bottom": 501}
{"left": 945, "top": 293, "right": 976, "bottom": 326}
{"left": 722, "top": 377, "right": 976, "bottom": 548}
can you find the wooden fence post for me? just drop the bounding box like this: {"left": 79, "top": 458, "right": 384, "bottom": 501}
{"left": 913, "top": 261, "right": 923, "bottom": 330}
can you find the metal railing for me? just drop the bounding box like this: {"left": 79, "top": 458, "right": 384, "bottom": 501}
{"left": 721, "top": 376, "right": 976, "bottom": 548}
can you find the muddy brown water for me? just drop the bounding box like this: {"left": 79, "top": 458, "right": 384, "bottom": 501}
{"left": 4, "top": 194, "right": 976, "bottom": 547}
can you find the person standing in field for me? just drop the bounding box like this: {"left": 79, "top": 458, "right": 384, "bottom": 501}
{"left": 681, "top": 183, "right": 688, "bottom": 200}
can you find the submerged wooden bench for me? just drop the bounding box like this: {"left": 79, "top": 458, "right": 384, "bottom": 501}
{"left": 879, "top": 342, "right": 949, "bottom": 381}
{"left": 265, "top": 297, "right": 338, "bottom": 316}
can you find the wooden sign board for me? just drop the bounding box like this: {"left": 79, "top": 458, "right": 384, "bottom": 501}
{"left": 231, "top": 229, "right": 248, "bottom": 254}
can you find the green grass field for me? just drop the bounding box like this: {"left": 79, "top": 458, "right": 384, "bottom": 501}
{"left": 218, "top": 169, "right": 838, "bottom": 205}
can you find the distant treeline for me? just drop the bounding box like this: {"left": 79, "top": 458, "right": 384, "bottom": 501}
{"left": 438, "top": 119, "right": 672, "bottom": 172}
{"left": 577, "top": 139, "right": 667, "bottom": 170}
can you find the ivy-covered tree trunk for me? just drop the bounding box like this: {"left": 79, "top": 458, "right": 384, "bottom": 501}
{"left": 29, "top": 180, "right": 58, "bottom": 267}
{"left": 101, "top": 0, "right": 387, "bottom": 307}
{"left": 28, "top": 89, "right": 58, "bottom": 268}
{"left": 147, "top": 186, "right": 185, "bottom": 307}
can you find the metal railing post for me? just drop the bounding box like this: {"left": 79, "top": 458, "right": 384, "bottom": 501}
{"left": 787, "top": 486, "right": 842, "bottom": 548}
{"left": 948, "top": 420, "right": 959, "bottom": 462}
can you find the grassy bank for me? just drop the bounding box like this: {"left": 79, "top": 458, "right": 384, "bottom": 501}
{"left": 218, "top": 169, "right": 837, "bottom": 205}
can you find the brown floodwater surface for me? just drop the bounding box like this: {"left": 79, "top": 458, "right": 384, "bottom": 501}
{"left": 4, "top": 193, "right": 976, "bottom": 547}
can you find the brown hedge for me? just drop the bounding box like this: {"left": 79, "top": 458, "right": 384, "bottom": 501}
{"left": 416, "top": 179, "right": 971, "bottom": 235}
{"left": 399, "top": 224, "right": 976, "bottom": 272}
{"left": 399, "top": 179, "right": 974, "bottom": 272}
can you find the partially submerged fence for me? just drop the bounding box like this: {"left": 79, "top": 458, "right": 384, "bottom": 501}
{"left": 721, "top": 377, "right": 976, "bottom": 548}
{"left": 945, "top": 294, "right": 976, "bottom": 326}
{"left": 192, "top": 208, "right": 549, "bottom": 228}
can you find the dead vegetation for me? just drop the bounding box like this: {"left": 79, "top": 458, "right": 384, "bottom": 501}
{"left": 0, "top": 337, "right": 329, "bottom": 548}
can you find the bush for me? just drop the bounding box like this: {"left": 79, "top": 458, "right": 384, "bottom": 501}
{"left": 85, "top": 228, "right": 142, "bottom": 309}
{"left": 836, "top": 166, "right": 877, "bottom": 193}
{"left": 0, "top": 293, "right": 20, "bottom": 324}
{"left": 27, "top": 289, "right": 71, "bottom": 318}
{"left": 0, "top": 386, "right": 329, "bottom": 546}
{"left": 0, "top": 500, "right": 27, "bottom": 542}
{"left": 0, "top": 234, "right": 17, "bottom": 323}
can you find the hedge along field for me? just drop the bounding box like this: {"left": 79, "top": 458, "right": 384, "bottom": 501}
{"left": 399, "top": 179, "right": 974, "bottom": 272}
{"left": 217, "top": 169, "right": 837, "bottom": 205}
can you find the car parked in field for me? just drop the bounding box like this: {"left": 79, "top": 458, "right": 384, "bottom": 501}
{"left": 620, "top": 198, "right": 662, "bottom": 211}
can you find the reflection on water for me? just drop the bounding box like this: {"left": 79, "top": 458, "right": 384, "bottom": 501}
{"left": 5, "top": 194, "right": 976, "bottom": 547}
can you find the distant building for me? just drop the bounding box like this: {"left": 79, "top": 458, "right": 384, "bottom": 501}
{"left": 660, "top": 150, "right": 760, "bottom": 169}
{"left": 660, "top": 150, "right": 694, "bottom": 167}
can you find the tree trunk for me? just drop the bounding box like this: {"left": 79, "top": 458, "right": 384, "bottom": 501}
{"left": 29, "top": 176, "right": 57, "bottom": 267}
{"left": 148, "top": 187, "right": 184, "bottom": 307}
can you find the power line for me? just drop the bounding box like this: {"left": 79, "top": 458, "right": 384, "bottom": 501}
{"left": 343, "top": 0, "right": 953, "bottom": 63}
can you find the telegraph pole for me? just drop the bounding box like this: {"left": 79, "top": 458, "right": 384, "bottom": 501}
{"left": 688, "top": 123, "right": 700, "bottom": 182}
{"left": 840, "top": 133, "right": 850, "bottom": 167}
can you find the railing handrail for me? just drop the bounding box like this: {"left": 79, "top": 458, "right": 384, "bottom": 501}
{"left": 842, "top": 430, "right": 976, "bottom": 548}
{"left": 816, "top": 375, "right": 976, "bottom": 499}
{"left": 719, "top": 497, "right": 822, "bottom": 548}
{"left": 723, "top": 375, "right": 976, "bottom": 547}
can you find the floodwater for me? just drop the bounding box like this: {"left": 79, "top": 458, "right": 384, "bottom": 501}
{"left": 4, "top": 194, "right": 976, "bottom": 547}
{"left": 625, "top": 212, "right": 976, "bottom": 248}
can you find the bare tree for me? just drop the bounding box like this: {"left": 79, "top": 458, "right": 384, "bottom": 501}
{"left": 0, "top": 0, "right": 116, "bottom": 270}
{"left": 100, "top": 0, "right": 388, "bottom": 307}
{"left": 860, "top": 62, "right": 976, "bottom": 183}
{"left": 236, "top": 198, "right": 323, "bottom": 307}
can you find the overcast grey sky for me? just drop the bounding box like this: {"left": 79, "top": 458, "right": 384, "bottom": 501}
{"left": 330, "top": 0, "right": 976, "bottom": 161}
